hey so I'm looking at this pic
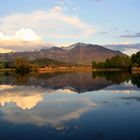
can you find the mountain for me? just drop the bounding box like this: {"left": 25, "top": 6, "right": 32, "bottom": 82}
{"left": 31, "top": 58, "right": 81, "bottom": 67}
{"left": 0, "top": 42, "right": 125, "bottom": 65}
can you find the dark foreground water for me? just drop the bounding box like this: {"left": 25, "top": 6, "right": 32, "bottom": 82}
{"left": 0, "top": 71, "right": 140, "bottom": 140}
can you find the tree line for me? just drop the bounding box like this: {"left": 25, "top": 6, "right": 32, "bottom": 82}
{"left": 0, "top": 57, "right": 82, "bottom": 73}
{"left": 0, "top": 58, "right": 32, "bottom": 73}
{"left": 92, "top": 51, "right": 140, "bottom": 70}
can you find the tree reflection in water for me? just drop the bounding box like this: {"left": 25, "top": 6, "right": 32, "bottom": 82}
{"left": 131, "top": 74, "right": 140, "bottom": 87}
{"left": 92, "top": 71, "right": 131, "bottom": 84}
{"left": 0, "top": 71, "right": 140, "bottom": 91}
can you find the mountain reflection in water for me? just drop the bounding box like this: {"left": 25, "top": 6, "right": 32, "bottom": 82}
{"left": 0, "top": 71, "right": 134, "bottom": 93}
{"left": 0, "top": 72, "right": 140, "bottom": 140}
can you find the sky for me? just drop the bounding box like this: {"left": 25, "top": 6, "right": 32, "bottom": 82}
{"left": 0, "top": 0, "right": 140, "bottom": 55}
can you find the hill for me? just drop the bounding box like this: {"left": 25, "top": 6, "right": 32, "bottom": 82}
{"left": 0, "top": 42, "right": 126, "bottom": 65}
{"left": 31, "top": 58, "right": 82, "bottom": 67}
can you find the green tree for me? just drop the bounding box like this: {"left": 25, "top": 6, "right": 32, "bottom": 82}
{"left": 92, "top": 55, "right": 131, "bottom": 69}
{"left": 131, "top": 51, "right": 140, "bottom": 66}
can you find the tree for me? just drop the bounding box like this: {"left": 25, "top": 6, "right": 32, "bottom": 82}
{"left": 131, "top": 51, "right": 140, "bottom": 66}
{"left": 14, "top": 58, "right": 30, "bottom": 73}
{"left": 92, "top": 55, "right": 131, "bottom": 69}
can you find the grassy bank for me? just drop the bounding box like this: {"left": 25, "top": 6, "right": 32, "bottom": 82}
{"left": 38, "top": 66, "right": 92, "bottom": 73}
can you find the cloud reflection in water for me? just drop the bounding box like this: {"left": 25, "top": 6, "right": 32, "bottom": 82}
{"left": 0, "top": 85, "right": 96, "bottom": 129}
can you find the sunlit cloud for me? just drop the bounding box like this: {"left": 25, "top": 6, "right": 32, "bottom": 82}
{"left": 0, "top": 6, "right": 96, "bottom": 53}
{"left": 0, "top": 28, "right": 45, "bottom": 52}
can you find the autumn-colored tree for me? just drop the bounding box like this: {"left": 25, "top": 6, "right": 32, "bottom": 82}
{"left": 14, "top": 58, "right": 30, "bottom": 73}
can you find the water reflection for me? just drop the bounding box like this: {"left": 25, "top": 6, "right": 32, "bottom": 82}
{"left": 92, "top": 71, "right": 131, "bottom": 84}
{"left": 0, "top": 72, "right": 137, "bottom": 93}
{"left": 0, "top": 93, "right": 96, "bottom": 128}
{"left": 131, "top": 74, "right": 140, "bottom": 87}
{"left": 0, "top": 85, "right": 44, "bottom": 110}
{"left": 0, "top": 72, "right": 140, "bottom": 140}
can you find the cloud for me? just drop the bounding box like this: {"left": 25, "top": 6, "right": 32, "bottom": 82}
{"left": 0, "top": 6, "right": 96, "bottom": 52}
{"left": 122, "top": 48, "right": 139, "bottom": 56}
{"left": 120, "top": 32, "right": 140, "bottom": 38}
{"left": 105, "top": 43, "right": 140, "bottom": 56}
{"left": 0, "top": 28, "right": 46, "bottom": 52}
{"left": 0, "top": 28, "right": 43, "bottom": 43}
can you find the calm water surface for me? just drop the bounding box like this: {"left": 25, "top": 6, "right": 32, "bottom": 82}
{"left": 0, "top": 72, "right": 140, "bottom": 140}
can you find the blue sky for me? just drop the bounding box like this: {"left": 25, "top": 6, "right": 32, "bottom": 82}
{"left": 0, "top": 0, "right": 139, "bottom": 54}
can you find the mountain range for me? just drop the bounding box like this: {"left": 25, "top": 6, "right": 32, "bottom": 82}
{"left": 0, "top": 42, "right": 125, "bottom": 65}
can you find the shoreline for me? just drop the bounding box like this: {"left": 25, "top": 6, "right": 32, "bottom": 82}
{"left": 0, "top": 67, "right": 140, "bottom": 74}
{"left": 38, "top": 67, "right": 124, "bottom": 74}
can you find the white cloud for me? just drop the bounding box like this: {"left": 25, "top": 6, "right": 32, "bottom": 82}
{"left": 105, "top": 42, "right": 140, "bottom": 56}
{"left": 0, "top": 6, "right": 96, "bottom": 52}
{"left": 0, "top": 28, "right": 45, "bottom": 52}
{"left": 13, "top": 28, "right": 43, "bottom": 42}
{"left": 123, "top": 48, "right": 139, "bottom": 56}
{"left": 0, "top": 28, "right": 43, "bottom": 43}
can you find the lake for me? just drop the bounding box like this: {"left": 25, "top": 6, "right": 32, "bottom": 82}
{"left": 0, "top": 71, "right": 140, "bottom": 140}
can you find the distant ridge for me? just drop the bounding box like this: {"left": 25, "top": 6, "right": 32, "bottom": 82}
{"left": 0, "top": 42, "right": 126, "bottom": 65}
